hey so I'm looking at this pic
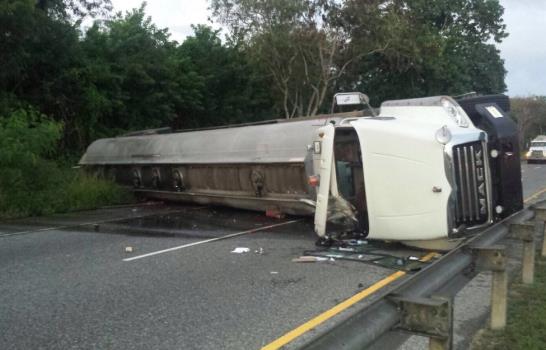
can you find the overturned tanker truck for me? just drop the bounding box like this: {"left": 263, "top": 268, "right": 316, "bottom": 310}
{"left": 80, "top": 93, "right": 523, "bottom": 249}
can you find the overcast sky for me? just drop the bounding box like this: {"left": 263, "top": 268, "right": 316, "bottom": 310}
{"left": 110, "top": 0, "right": 545, "bottom": 97}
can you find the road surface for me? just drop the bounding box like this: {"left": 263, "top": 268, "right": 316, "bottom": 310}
{"left": 0, "top": 163, "right": 545, "bottom": 350}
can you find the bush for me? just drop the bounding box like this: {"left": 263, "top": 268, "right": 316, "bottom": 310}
{"left": 0, "top": 107, "right": 132, "bottom": 219}
{"left": 61, "top": 171, "right": 133, "bottom": 213}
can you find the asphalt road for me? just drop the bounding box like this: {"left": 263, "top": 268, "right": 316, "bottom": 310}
{"left": 0, "top": 205, "right": 407, "bottom": 350}
{"left": 1, "top": 162, "right": 545, "bottom": 350}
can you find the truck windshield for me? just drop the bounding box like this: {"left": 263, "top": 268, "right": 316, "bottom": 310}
{"left": 334, "top": 128, "right": 368, "bottom": 233}
{"left": 531, "top": 142, "right": 546, "bottom": 147}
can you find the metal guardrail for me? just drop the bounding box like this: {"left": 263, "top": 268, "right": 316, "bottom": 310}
{"left": 298, "top": 203, "right": 544, "bottom": 350}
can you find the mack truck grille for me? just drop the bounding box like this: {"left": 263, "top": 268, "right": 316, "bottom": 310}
{"left": 453, "top": 141, "right": 489, "bottom": 227}
{"left": 532, "top": 150, "right": 543, "bottom": 158}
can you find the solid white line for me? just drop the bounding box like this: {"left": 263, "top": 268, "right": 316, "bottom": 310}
{"left": 123, "top": 219, "right": 302, "bottom": 262}
{"left": 0, "top": 209, "right": 186, "bottom": 238}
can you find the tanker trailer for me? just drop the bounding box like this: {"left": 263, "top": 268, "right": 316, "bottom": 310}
{"left": 79, "top": 93, "right": 523, "bottom": 248}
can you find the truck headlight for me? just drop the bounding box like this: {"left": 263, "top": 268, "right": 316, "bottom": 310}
{"left": 526, "top": 151, "right": 532, "bottom": 158}
{"left": 441, "top": 98, "right": 469, "bottom": 128}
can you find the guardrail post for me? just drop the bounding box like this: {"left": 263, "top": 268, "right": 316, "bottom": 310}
{"left": 509, "top": 223, "right": 535, "bottom": 284}
{"left": 490, "top": 268, "right": 508, "bottom": 330}
{"left": 389, "top": 295, "right": 452, "bottom": 350}
{"left": 472, "top": 245, "right": 507, "bottom": 330}
{"left": 534, "top": 207, "right": 546, "bottom": 257}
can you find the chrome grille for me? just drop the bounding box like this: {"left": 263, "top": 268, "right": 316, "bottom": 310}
{"left": 453, "top": 142, "right": 488, "bottom": 226}
{"left": 531, "top": 150, "right": 543, "bottom": 157}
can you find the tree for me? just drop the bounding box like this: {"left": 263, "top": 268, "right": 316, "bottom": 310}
{"left": 211, "top": 0, "right": 508, "bottom": 113}
{"left": 77, "top": 5, "right": 204, "bottom": 143}
{"left": 178, "top": 25, "right": 275, "bottom": 127}
{"left": 0, "top": 0, "right": 87, "bottom": 151}
{"left": 511, "top": 97, "right": 546, "bottom": 148}
{"left": 35, "top": 0, "right": 112, "bottom": 20}
{"left": 338, "top": 0, "right": 508, "bottom": 104}
{"left": 210, "top": 0, "right": 372, "bottom": 118}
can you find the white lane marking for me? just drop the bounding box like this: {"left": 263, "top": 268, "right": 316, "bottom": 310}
{"left": 123, "top": 219, "right": 302, "bottom": 262}
{"left": 0, "top": 209, "right": 186, "bottom": 238}
{"left": 0, "top": 225, "right": 74, "bottom": 238}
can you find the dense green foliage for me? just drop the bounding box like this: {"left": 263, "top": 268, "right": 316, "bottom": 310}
{"left": 2, "top": 0, "right": 509, "bottom": 150}
{"left": 1, "top": 1, "right": 274, "bottom": 153}
{"left": 211, "top": 0, "right": 508, "bottom": 111}
{"left": 0, "top": 107, "right": 130, "bottom": 218}
{"left": 0, "top": 0, "right": 511, "bottom": 217}
{"left": 340, "top": 0, "right": 508, "bottom": 104}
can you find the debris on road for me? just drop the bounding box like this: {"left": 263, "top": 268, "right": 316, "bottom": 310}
{"left": 345, "top": 239, "right": 368, "bottom": 246}
{"left": 292, "top": 256, "right": 329, "bottom": 263}
{"left": 231, "top": 247, "right": 250, "bottom": 254}
{"left": 265, "top": 207, "right": 285, "bottom": 219}
{"left": 125, "top": 246, "right": 134, "bottom": 253}
{"left": 338, "top": 247, "right": 355, "bottom": 252}
{"left": 254, "top": 247, "right": 264, "bottom": 255}
{"left": 302, "top": 241, "right": 432, "bottom": 272}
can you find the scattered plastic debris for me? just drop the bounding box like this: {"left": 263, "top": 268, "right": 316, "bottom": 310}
{"left": 270, "top": 271, "right": 279, "bottom": 274}
{"left": 338, "top": 247, "right": 355, "bottom": 252}
{"left": 231, "top": 247, "right": 250, "bottom": 254}
{"left": 254, "top": 247, "right": 264, "bottom": 255}
{"left": 346, "top": 239, "right": 368, "bottom": 246}
{"left": 302, "top": 242, "right": 432, "bottom": 272}
{"left": 125, "top": 246, "right": 134, "bottom": 253}
{"left": 292, "top": 256, "right": 329, "bottom": 263}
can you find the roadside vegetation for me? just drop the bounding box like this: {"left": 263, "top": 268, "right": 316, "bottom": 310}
{"left": 473, "top": 256, "right": 546, "bottom": 350}
{"left": 0, "top": 0, "right": 539, "bottom": 218}
{"left": 0, "top": 107, "right": 131, "bottom": 219}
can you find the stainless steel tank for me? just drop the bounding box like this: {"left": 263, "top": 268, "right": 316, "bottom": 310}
{"left": 79, "top": 112, "right": 363, "bottom": 215}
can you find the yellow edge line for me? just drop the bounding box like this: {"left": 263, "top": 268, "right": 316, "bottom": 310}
{"left": 524, "top": 187, "right": 546, "bottom": 204}
{"left": 261, "top": 252, "right": 438, "bottom": 350}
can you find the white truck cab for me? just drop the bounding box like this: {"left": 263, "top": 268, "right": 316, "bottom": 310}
{"left": 526, "top": 135, "right": 546, "bottom": 163}
{"left": 313, "top": 94, "right": 522, "bottom": 248}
